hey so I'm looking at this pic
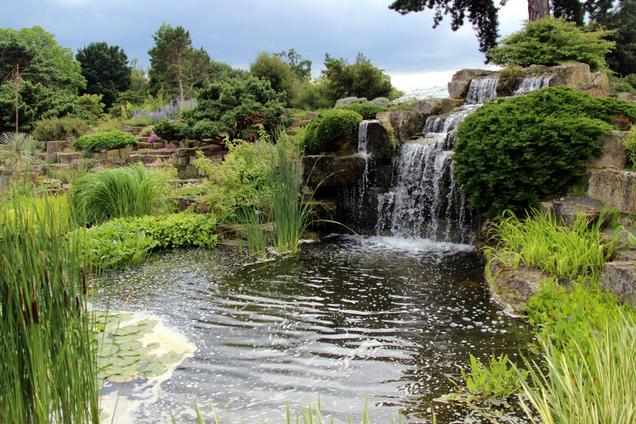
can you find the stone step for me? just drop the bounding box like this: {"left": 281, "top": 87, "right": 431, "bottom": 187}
{"left": 136, "top": 141, "right": 166, "bottom": 149}
{"left": 129, "top": 154, "right": 174, "bottom": 165}
{"left": 123, "top": 125, "right": 146, "bottom": 135}
{"left": 57, "top": 152, "right": 84, "bottom": 164}
{"left": 46, "top": 140, "right": 70, "bottom": 154}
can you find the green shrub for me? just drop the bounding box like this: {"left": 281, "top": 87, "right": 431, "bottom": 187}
{"left": 71, "top": 129, "right": 136, "bottom": 151}
{"left": 454, "top": 87, "right": 636, "bottom": 216}
{"left": 79, "top": 213, "right": 218, "bottom": 269}
{"left": 486, "top": 18, "right": 615, "bottom": 71}
{"left": 303, "top": 109, "right": 363, "bottom": 154}
{"left": 292, "top": 81, "right": 332, "bottom": 110}
{"left": 71, "top": 163, "right": 165, "bottom": 224}
{"left": 191, "top": 119, "right": 222, "bottom": 140}
{"left": 71, "top": 93, "right": 105, "bottom": 124}
{"left": 153, "top": 119, "right": 191, "bottom": 141}
{"left": 32, "top": 116, "right": 88, "bottom": 141}
{"left": 341, "top": 101, "right": 386, "bottom": 119}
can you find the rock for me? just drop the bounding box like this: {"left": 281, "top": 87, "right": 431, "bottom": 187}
{"left": 377, "top": 98, "right": 462, "bottom": 141}
{"left": 335, "top": 97, "right": 367, "bottom": 108}
{"left": 548, "top": 63, "right": 609, "bottom": 96}
{"left": 106, "top": 149, "right": 121, "bottom": 160}
{"left": 46, "top": 140, "right": 70, "bottom": 154}
{"left": 588, "top": 168, "right": 636, "bottom": 215}
{"left": 302, "top": 155, "right": 367, "bottom": 188}
{"left": 486, "top": 258, "right": 552, "bottom": 314}
{"left": 363, "top": 120, "right": 393, "bottom": 163}
{"left": 448, "top": 69, "right": 497, "bottom": 99}
{"left": 57, "top": 152, "right": 84, "bottom": 164}
{"left": 601, "top": 261, "right": 636, "bottom": 306}
{"left": 587, "top": 131, "right": 628, "bottom": 169}
{"left": 542, "top": 195, "right": 606, "bottom": 228}
{"left": 371, "top": 97, "right": 390, "bottom": 106}
{"left": 611, "top": 92, "right": 636, "bottom": 102}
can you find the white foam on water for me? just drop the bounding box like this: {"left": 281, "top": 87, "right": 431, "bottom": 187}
{"left": 343, "top": 234, "right": 475, "bottom": 254}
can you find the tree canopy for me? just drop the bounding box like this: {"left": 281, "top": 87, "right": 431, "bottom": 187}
{"left": 321, "top": 53, "right": 396, "bottom": 102}
{"left": 250, "top": 52, "right": 297, "bottom": 105}
{"left": 76, "top": 42, "right": 131, "bottom": 108}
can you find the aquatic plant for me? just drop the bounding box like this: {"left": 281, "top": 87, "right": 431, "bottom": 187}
{"left": 485, "top": 211, "right": 617, "bottom": 281}
{"left": 0, "top": 195, "right": 99, "bottom": 423}
{"left": 461, "top": 354, "right": 527, "bottom": 401}
{"left": 71, "top": 163, "right": 165, "bottom": 224}
{"left": 236, "top": 207, "right": 269, "bottom": 258}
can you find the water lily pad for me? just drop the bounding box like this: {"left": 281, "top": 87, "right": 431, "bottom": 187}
{"left": 140, "top": 363, "right": 167, "bottom": 378}
{"left": 158, "top": 351, "right": 183, "bottom": 365}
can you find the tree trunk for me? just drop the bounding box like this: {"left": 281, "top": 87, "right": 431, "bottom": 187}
{"left": 528, "top": 0, "right": 550, "bottom": 20}
{"left": 14, "top": 65, "right": 20, "bottom": 134}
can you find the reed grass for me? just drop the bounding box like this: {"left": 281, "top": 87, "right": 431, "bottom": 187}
{"left": 236, "top": 207, "right": 268, "bottom": 258}
{"left": 521, "top": 308, "right": 636, "bottom": 424}
{"left": 0, "top": 194, "right": 99, "bottom": 423}
{"left": 486, "top": 211, "right": 618, "bottom": 281}
{"left": 71, "top": 162, "right": 165, "bottom": 224}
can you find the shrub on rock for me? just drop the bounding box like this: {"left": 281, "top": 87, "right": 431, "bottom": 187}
{"left": 303, "top": 109, "right": 363, "bottom": 154}
{"left": 71, "top": 129, "right": 135, "bottom": 151}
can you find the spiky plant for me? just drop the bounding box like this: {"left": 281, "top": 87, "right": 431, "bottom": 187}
{"left": 0, "top": 132, "right": 37, "bottom": 172}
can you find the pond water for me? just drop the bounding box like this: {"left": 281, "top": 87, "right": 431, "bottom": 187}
{"left": 96, "top": 235, "right": 532, "bottom": 423}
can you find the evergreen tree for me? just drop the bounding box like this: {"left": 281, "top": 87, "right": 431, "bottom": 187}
{"left": 76, "top": 42, "right": 130, "bottom": 108}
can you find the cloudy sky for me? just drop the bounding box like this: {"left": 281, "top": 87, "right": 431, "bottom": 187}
{"left": 0, "top": 0, "right": 529, "bottom": 91}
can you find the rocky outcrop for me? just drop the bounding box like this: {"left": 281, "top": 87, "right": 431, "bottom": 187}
{"left": 448, "top": 69, "right": 497, "bottom": 99}
{"left": 540, "top": 195, "right": 606, "bottom": 228}
{"left": 173, "top": 144, "right": 228, "bottom": 178}
{"left": 486, "top": 258, "right": 552, "bottom": 314}
{"left": 588, "top": 168, "right": 636, "bottom": 215}
{"left": 302, "top": 155, "right": 367, "bottom": 188}
{"left": 377, "top": 98, "right": 463, "bottom": 141}
{"left": 587, "top": 131, "right": 628, "bottom": 169}
{"left": 602, "top": 261, "right": 636, "bottom": 306}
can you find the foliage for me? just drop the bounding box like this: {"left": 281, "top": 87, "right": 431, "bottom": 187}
{"left": 522, "top": 289, "right": 636, "bottom": 424}
{"left": 71, "top": 163, "right": 165, "bottom": 224}
{"left": 186, "top": 75, "right": 285, "bottom": 139}
{"left": 304, "top": 108, "right": 363, "bottom": 154}
{"left": 250, "top": 52, "right": 297, "bottom": 105}
{"left": 236, "top": 207, "right": 268, "bottom": 258}
{"left": 0, "top": 132, "right": 37, "bottom": 171}
{"left": 0, "top": 195, "right": 99, "bottom": 423}
{"left": 76, "top": 42, "right": 131, "bottom": 108}
{"left": 485, "top": 211, "right": 616, "bottom": 281}
{"left": 72, "top": 129, "right": 135, "bottom": 152}
{"left": 592, "top": 0, "right": 636, "bottom": 77}
{"left": 454, "top": 87, "right": 636, "bottom": 216}
{"left": 275, "top": 48, "right": 312, "bottom": 81}
{"left": 341, "top": 101, "right": 387, "bottom": 119}
{"left": 292, "top": 81, "right": 332, "bottom": 110}
{"left": 486, "top": 18, "right": 615, "bottom": 71}
{"left": 32, "top": 115, "right": 88, "bottom": 141}
{"left": 461, "top": 354, "right": 527, "bottom": 401}
{"left": 72, "top": 93, "right": 105, "bottom": 124}
{"left": 321, "top": 53, "right": 396, "bottom": 102}
{"left": 148, "top": 24, "right": 210, "bottom": 101}
{"left": 191, "top": 119, "right": 222, "bottom": 140}
{"left": 193, "top": 140, "right": 274, "bottom": 220}
{"left": 129, "top": 98, "right": 198, "bottom": 123}
{"left": 153, "top": 119, "right": 191, "bottom": 141}
{"left": 625, "top": 125, "right": 636, "bottom": 167}
{"left": 79, "top": 213, "right": 218, "bottom": 269}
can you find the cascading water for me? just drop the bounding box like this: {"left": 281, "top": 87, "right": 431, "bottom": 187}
{"left": 465, "top": 76, "right": 498, "bottom": 104}
{"left": 357, "top": 120, "right": 375, "bottom": 202}
{"left": 376, "top": 106, "right": 478, "bottom": 243}
{"left": 514, "top": 75, "right": 552, "bottom": 96}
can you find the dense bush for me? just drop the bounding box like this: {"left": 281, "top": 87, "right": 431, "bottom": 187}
{"left": 79, "top": 213, "right": 218, "bottom": 269}
{"left": 250, "top": 52, "right": 297, "bottom": 105}
{"left": 186, "top": 75, "right": 285, "bottom": 139}
{"left": 487, "top": 18, "right": 614, "bottom": 71}
{"left": 341, "top": 101, "right": 387, "bottom": 119}
{"left": 624, "top": 126, "right": 636, "bottom": 167}
{"left": 303, "top": 109, "right": 363, "bottom": 154}
{"left": 454, "top": 87, "right": 636, "bottom": 216}
{"left": 32, "top": 116, "right": 88, "bottom": 141}
{"left": 70, "top": 94, "right": 104, "bottom": 124}
{"left": 191, "top": 119, "right": 222, "bottom": 140}
{"left": 153, "top": 119, "right": 191, "bottom": 141}
{"left": 72, "top": 129, "right": 135, "bottom": 151}
{"left": 292, "top": 81, "right": 332, "bottom": 110}
{"left": 71, "top": 163, "right": 164, "bottom": 224}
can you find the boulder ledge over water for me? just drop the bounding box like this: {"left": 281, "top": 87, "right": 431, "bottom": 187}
{"left": 448, "top": 69, "right": 497, "bottom": 99}
{"left": 377, "top": 98, "right": 462, "bottom": 141}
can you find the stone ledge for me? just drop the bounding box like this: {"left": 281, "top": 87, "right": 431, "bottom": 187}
{"left": 602, "top": 261, "right": 636, "bottom": 306}
{"left": 588, "top": 168, "right": 636, "bottom": 215}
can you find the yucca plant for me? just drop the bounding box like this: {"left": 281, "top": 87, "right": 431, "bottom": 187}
{"left": 71, "top": 162, "right": 165, "bottom": 224}
{"left": 0, "top": 194, "right": 99, "bottom": 423}
{"left": 0, "top": 132, "right": 37, "bottom": 172}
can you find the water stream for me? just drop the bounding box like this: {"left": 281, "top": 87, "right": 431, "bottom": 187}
{"left": 97, "top": 242, "right": 531, "bottom": 423}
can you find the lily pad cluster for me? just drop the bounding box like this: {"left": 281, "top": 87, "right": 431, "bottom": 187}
{"left": 94, "top": 311, "right": 186, "bottom": 384}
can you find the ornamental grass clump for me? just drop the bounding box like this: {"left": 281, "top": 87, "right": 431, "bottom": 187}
{"left": 71, "top": 163, "right": 165, "bottom": 224}
{"left": 0, "top": 195, "right": 99, "bottom": 423}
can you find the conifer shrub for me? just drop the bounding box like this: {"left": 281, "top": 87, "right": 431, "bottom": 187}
{"left": 303, "top": 108, "right": 363, "bottom": 154}
{"left": 153, "top": 120, "right": 192, "bottom": 141}
{"left": 71, "top": 129, "right": 135, "bottom": 151}
{"left": 32, "top": 116, "right": 88, "bottom": 141}
{"left": 341, "top": 101, "right": 387, "bottom": 119}
{"left": 454, "top": 87, "right": 636, "bottom": 216}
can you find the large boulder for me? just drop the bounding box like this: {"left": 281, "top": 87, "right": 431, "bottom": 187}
{"left": 377, "top": 98, "right": 462, "bottom": 141}
{"left": 602, "top": 261, "right": 636, "bottom": 306}
{"left": 302, "top": 154, "right": 367, "bottom": 188}
{"left": 448, "top": 69, "right": 497, "bottom": 99}
{"left": 486, "top": 258, "right": 552, "bottom": 314}
{"left": 588, "top": 168, "right": 636, "bottom": 215}
{"left": 549, "top": 63, "right": 609, "bottom": 97}
{"left": 587, "top": 131, "right": 628, "bottom": 169}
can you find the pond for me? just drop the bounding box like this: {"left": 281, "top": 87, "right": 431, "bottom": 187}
{"left": 96, "top": 235, "right": 532, "bottom": 423}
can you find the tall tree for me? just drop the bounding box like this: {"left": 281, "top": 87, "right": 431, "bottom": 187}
{"left": 321, "top": 53, "right": 395, "bottom": 101}
{"left": 0, "top": 37, "right": 35, "bottom": 132}
{"left": 250, "top": 52, "right": 297, "bottom": 105}
{"left": 276, "top": 48, "right": 312, "bottom": 81}
{"left": 593, "top": 0, "right": 636, "bottom": 76}
{"left": 148, "top": 24, "right": 210, "bottom": 102}
{"left": 76, "top": 42, "right": 130, "bottom": 108}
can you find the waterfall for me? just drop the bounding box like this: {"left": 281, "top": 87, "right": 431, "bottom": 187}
{"left": 465, "top": 77, "right": 498, "bottom": 104}
{"left": 514, "top": 75, "right": 552, "bottom": 96}
{"left": 377, "top": 108, "right": 476, "bottom": 243}
{"left": 357, "top": 120, "right": 376, "bottom": 203}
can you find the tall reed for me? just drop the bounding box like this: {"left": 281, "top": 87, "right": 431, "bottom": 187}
{"left": 267, "top": 134, "right": 313, "bottom": 255}
{"left": 0, "top": 195, "right": 99, "bottom": 423}
{"left": 71, "top": 162, "right": 165, "bottom": 224}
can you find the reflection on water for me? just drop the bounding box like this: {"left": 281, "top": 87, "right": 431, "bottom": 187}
{"left": 96, "top": 236, "right": 531, "bottom": 423}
